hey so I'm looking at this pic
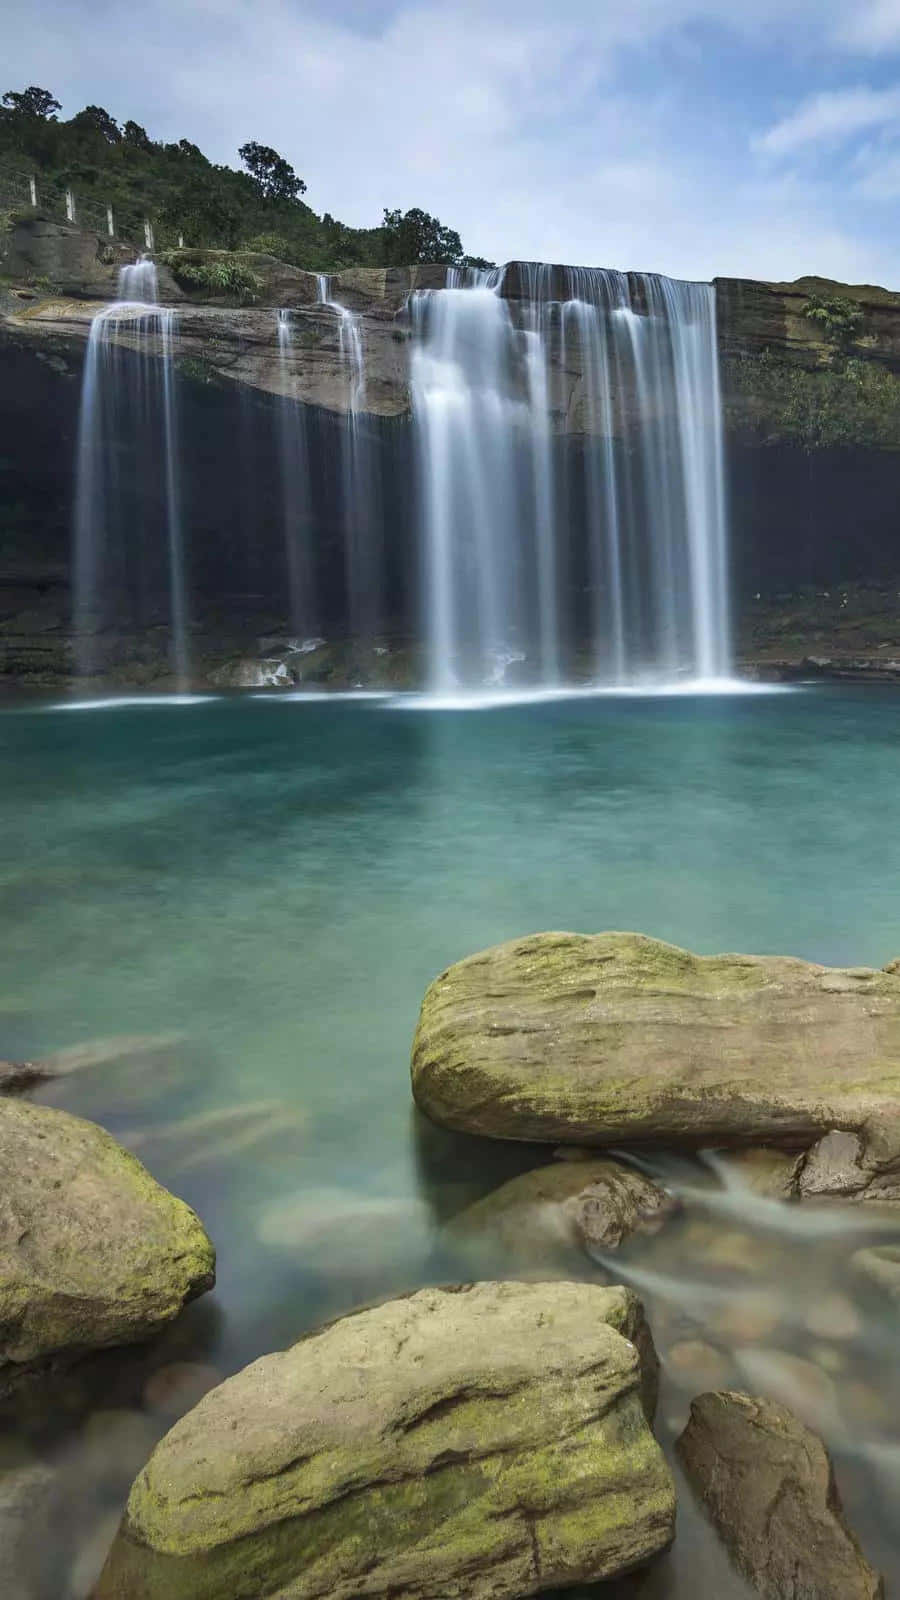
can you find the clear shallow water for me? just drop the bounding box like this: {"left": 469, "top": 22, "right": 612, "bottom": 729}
{"left": 2, "top": 686, "right": 900, "bottom": 1597}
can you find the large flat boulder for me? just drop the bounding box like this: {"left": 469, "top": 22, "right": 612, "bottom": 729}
{"left": 0, "top": 1099, "right": 215, "bottom": 1391}
{"left": 676, "top": 1391, "right": 883, "bottom": 1599}
{"left": 95, "top": 1281, "right": 674, "bottom": 1600}
{"left": 411, "top": 933, "right": 900, "bottom": 1161}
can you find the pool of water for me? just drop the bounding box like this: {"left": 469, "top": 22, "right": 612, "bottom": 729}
{"left": 2, "top": 686, "right": 899, "bottom": 1596}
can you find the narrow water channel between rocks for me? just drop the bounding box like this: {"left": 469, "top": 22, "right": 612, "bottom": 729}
{"left": 1, "top": 685, "right": 899, "bottom": 1597}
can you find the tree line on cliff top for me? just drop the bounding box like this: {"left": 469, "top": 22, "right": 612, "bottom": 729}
{"left": 0, "top": 86, "right": 492, "bottom": 273}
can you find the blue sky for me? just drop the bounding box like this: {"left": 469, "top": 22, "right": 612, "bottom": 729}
{"left": 7, "top": 0, "right": 900, "bottom": 284}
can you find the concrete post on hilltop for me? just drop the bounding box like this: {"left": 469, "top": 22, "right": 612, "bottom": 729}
{"left": 65, "top": 188, "right": 76, "bottom": 223}
{"left": 29, "top": 175, "right": 37, "bottom": 207}
{"left": 107, "top": 206, "right": 114, "bottom": 237}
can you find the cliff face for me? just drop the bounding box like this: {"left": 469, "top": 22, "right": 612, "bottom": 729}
{"left": 3, "top": 214, "right": 900, "bottom": 688}
{"left": 7, "top": 217, "right": 900, "bottom": 440}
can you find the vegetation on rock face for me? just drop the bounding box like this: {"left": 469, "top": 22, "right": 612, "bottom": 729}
{"left": 724, "top": 349, "right": 900, "bottom": 451}
{"left": 802, "top": 291, "right": 864, "bottom": 351}
{"left": 0, "top": 86, "right": 490, "bottom": 271}
{"left": 163, "top": 252, "right": 264, "bottom": 304}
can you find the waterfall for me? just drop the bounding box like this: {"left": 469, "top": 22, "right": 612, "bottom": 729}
{"left": 73, "top": 259, "right": 189, "bottom": 688}
{"left": 409, "top": 264, "right": 731, "bottom": 691}
{"left": 276, "top": 310, "right": 317, "bottom": 639}
{"left": 316, "top": 276, "right": 381, "bottom": 647}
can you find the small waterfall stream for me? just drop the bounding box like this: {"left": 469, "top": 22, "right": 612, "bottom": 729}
{"left": 316, "top": 275, "right": 381, "bottom": 648}
{"left": 409, "top": 264, "right": 731, "bottom": 692}
{"left": 276, "top": 310, "right": 317, "bottom": 640}
{"left": 73, "top": 260, "right": 188, "bottom": 689}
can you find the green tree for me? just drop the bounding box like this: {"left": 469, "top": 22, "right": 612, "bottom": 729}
{"left": 122, "top": 120, "right": 151, "bottom": 148}
{"left": 1, "top": 86, "right": 61, "bottom": 120}
{"left": 381, "top": 207, "right": 463, "bottom": 266}
{"left": 238, "top": 140, "right": 306, "bottom": 201}
{"left": 70, "top": 105, "right": 121, "bottom": 143}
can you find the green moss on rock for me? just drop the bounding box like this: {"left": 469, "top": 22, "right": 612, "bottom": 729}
{"left": 411, "top": 931, "right": 900, "bottom": 1153}
{"left": 0, "top": 1099, "right": 215, "bottom": 1390}
{"left": 95, "top": 1281, "right": 674, "bottom": 1600}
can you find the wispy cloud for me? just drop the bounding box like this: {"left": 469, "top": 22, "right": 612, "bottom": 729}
{"left": 756, "top": 85, "right": 900, "bottom": 157}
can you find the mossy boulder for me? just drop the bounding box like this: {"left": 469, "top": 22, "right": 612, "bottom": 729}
{"left": 94, "top": 1280, "right": 674, "bottom": 1600}
{"left": 411, "top": 932, "right": 900, "bottom": 1165}
{"left": 677, "top": 1391, "right": 883, "bottom": 1599}
{"left": 0, "top": 1099, "right": 215, "bottom": 1391}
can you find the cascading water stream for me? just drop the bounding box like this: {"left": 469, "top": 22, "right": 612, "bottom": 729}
{"left": 409, "top": 263, "right": 732, "bottom": 692}
{"left": 73, "top": 259, "right": 189, "bottom": 689}
{"left": 276, "top": 310, "right": 317, "bottom": 639}
{"left": 316, "top": 276, "right": 380, "bottom": 647}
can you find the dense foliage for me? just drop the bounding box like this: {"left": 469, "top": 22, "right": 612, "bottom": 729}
{"left": 725, "top": 349, "right": 900, "bottom": 452}
{"left": 802, "top": 293, "right": 865, "bottom": 351}
{"left": 0, "top": 86, "right": 490, "bottom": 271}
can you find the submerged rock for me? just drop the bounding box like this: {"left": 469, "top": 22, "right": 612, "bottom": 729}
{"left": 0, "top": 1099, "right": 215, "bottom": 1393}
{"left": 851, "top": 1242, "right": 900, "bottom": 1302}
{"left": 125, "top": 1098, "right": 308, "bottom": 1175}
{"left": 411, "top": 933, "right": 900, "bottom": 1167}
{"left": 716, "top": 1147, "right": 805, "bottom": 1199}
{"left": 676, "top": 1391, "right": 884, "bottom": 1600}
{"left": 444, "top": 1157, "right": 674, "bottom": 1274}
{"left": 0, "top": 1460, "right": 61, "bottom": 1598}
{"left": 95, "top": 1281, "right": 674, "bottom": 1600}
{"left": 2, "top": 1032, "right": 188, "bottom": 1112}
{"left": 256, "top": 1186, "right": 433, "bottom": 1288}
{"left": 0, "top": 1059, "right": 48, "bottom": 1094}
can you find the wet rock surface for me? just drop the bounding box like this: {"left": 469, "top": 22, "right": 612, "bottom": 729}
{"left": 0, "top": 1099, "right": 215, "bottom": 1392}
{"left": 95, "top": 1281, "right": 674, "bottom": 1600}
{"left": 852, "top": 1243, "right": 900, "bottom": 1301}
{"left": 411, "top": 933, "right": 900, "bottom": 1162}
{"left": 444, "top": 1157, "right": 674, "bottom": 1273}
{"left": 676, "top": 1390, "right": 884, "bottom": 1600}
{"left": 0, "top": 1058, "right": 50, "bottom": 1093}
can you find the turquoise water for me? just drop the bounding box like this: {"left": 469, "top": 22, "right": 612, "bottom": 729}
{"left": 2, "top": 686, "right": 900, "bottom": 1596}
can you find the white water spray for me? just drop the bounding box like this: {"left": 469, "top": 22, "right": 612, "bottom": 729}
{"left": 409, "top": 264, "right": 732, "bottom": 691}
{"left": 73, "top": 260, "right": 189, "bottom": 689}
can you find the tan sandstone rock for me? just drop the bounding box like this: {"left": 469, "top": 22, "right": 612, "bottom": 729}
{"left": 95, "top": 1281, "right": 674, "bottom": 1600}
{"left": 411, "top": 933, "right": 900, "bottom": 1167}
{"left": 0, "top": 1099, "right": 215, "bottom": 1392}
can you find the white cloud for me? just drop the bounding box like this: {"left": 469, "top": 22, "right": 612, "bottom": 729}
{"left": 756, "top": 85, "right": 900, "bottom": 157}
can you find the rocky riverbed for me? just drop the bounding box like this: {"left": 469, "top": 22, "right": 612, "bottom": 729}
{"left": 2, "top": 927, "right": 899, "bottom": 1597}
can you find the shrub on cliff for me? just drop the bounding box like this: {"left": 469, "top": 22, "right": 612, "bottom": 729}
{"left": 163, "top": 253, "right": 264, "bottom": 304}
